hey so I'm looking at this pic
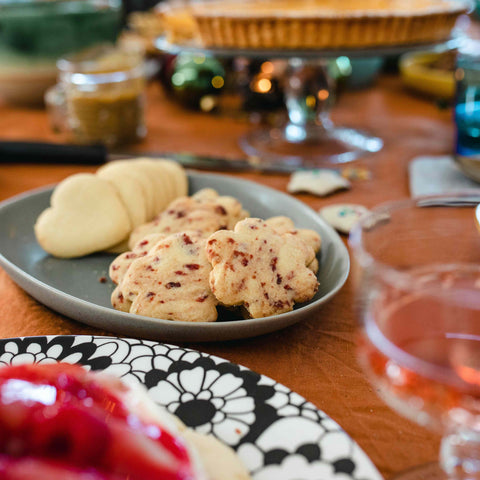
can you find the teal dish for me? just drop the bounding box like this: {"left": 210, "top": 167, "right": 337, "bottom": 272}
{"left": 0, "top": 0, "right": 122, "bottom": 105}
{"left": 0, "top": 0, "right": 122, "bottom": 61}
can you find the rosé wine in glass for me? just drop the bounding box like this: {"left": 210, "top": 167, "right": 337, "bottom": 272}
{"left": 349, "top": 195, "right": 480, "bottom": 480}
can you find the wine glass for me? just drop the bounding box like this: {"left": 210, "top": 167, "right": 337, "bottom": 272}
{"left": 349, "top": 194, "right": 480, "bottom": 480}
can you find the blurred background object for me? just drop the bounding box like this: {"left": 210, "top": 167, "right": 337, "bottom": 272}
{"left": 399, "top": 49, "right": 457, "bottom": 100}
{"left": 158, "top": 0, "right": 198, "bottom": 45}
{"left": 124, "top": 0, "right": 198, "bottom": 54}
{"left": 0, "top": 0, "right": 122, "bottom": 106}
{"left": 453, "top": 38, "right": 480, "bottom": 181}
{"left": 9, "top": 0, "right": 473, "bottom": 160}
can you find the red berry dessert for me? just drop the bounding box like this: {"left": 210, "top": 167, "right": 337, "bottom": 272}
{"left": 0, "top": 363, "right": 250, "bottom": 480}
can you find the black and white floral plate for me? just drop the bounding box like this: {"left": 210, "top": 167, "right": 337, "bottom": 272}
{"left": 0, "top": 335, "right": 382, "bottom": 480}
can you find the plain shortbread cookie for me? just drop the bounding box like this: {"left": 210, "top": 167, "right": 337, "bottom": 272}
{"left": 34, "top": 173, "right": 131, "bottom": 258}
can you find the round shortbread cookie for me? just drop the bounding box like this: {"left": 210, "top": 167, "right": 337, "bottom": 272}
{"left": 156, "top": 158, "right": 189, "bottom": 197}
{"left": 34, "top": 173, "right": 131, "bottom": 258}
{"left": 98, "top": 160, "right": 157, "bottom": 221}
{"left": 97, "top": 167, "right": 149, "bottom": 229}
{"left": 132, "top": 158, "right": 173, "bottom": 217}
{"left": 146, "top": 159, "right": 179, "bottom": 204}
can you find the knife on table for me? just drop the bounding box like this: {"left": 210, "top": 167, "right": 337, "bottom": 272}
{"left": 0, "top": 141, "right": 299, "bottom": 174}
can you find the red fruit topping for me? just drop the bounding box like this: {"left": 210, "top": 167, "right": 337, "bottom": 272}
{"left": 0, "top": 363, "right": 196, "bottom": 480}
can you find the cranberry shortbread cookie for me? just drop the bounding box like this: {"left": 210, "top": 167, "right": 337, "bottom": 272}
{"left": 206, "top": 218, "right": 318, "bottom": 318}
{"left": 128, "top": 188, "right": 249, "bottom": 248}
{"left": 109, "top": 233, "right": 167, "bottom": 285}
{"left": 113, "top": 231, "right": 218, "bottom": 322}
{"left": 265, "top": 215, "right": 321, "bottom": 273}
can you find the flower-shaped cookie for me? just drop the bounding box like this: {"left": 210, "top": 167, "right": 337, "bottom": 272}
{"left": 113, "top": 231, "right": 218, "bottom": 322}
{"left": 265, "top": 216, "right": 321, "bottom": 252}
{"left": 128, "top": 188, "right": 249, "bottom": 248}
{"left": 265, "top": 216, "right": 321, "bottom": 273}
{"left": 109, "top": 233, "right": 167, "bottom": 285}
{"left": 206, "top": 218, "right": 319, "bottom": 319}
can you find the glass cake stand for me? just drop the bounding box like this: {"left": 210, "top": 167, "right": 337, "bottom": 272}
{"left": 156, "top": 37, "right": 460, "bottom": 170}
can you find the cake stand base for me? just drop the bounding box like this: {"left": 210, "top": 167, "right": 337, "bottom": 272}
{"left": 240, "top": 123, "right": 383, "bottom": 169}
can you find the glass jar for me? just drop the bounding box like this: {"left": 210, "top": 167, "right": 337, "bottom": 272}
{"left": 57, "top": 43, "right": 147, "bottom": 148}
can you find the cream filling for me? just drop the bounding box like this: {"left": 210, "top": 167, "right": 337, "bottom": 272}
{"left": 109, "top": 374, "right": 250, "bottom": 480}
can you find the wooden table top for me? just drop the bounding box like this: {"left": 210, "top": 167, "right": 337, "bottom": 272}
{"left": 0, "top": 69, "right": 455, "bottom": 478}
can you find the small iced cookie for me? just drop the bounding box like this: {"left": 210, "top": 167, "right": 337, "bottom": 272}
{"left": 206, "top": 218, "right": 318, "bottom": 319}
{"left": 319, "top": 203, "right": 370, "bottom": 234}
{"left": 128, "top": 188, "right": 248, "bottom": 248}
{"left": 109, "top": 233, "right": 167, "bottom": 285}
{"left": 34, "top": 173, "right": 131, "bottom": 258}
{"left": 287, "top": 169, "right": 351, "bottom": 196}
{"left": 116, "top": 231, "right": 218, "bottom": 322}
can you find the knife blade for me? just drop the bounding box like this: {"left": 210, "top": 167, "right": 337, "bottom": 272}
{"left": 0, "top": 141, "right": 297, "bottom": 174}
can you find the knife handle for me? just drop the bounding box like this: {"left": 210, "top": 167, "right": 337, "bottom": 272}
{"left": 0, "top": 141, "right": 108, "bottom": 165}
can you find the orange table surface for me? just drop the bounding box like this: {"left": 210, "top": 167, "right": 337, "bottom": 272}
{"left": 0, "top": 72, "right": 456, "bottom": 478}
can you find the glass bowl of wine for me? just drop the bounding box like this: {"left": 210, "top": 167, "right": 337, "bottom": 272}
{"left": 349, "top": 195, "right": 480, "bottom": 480}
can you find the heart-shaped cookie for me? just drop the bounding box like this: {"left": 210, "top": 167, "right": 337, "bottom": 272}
{"left": 34, "top": 173, "right": 131, "bottom": 258}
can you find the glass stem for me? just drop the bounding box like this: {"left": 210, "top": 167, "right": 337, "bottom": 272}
{"left": 441, "top": 427, "right": 480, "bottom": 479}
{"left": 283, "top": 57, "right": 335, "bottom": 142}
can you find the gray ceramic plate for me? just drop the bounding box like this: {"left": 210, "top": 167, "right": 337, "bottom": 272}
{"left": 0, "top": 172, "right": 349, "bottom": 342}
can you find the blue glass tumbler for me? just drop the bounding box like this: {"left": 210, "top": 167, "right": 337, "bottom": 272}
{"left": 455, "top": 40, "right": 480, "bottom": 159}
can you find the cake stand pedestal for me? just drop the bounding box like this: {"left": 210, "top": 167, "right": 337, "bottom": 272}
{"left": 156, "top": 38, "right": 459, "bottom": 170}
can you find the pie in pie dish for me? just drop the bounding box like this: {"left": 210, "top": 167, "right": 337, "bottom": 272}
{"left": 190, "top": 0, "right": 468, "bottom": 50}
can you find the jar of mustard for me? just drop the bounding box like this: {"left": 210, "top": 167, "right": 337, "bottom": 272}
{"left": 57, "top": 43, "right": 146, "bottom": 148}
